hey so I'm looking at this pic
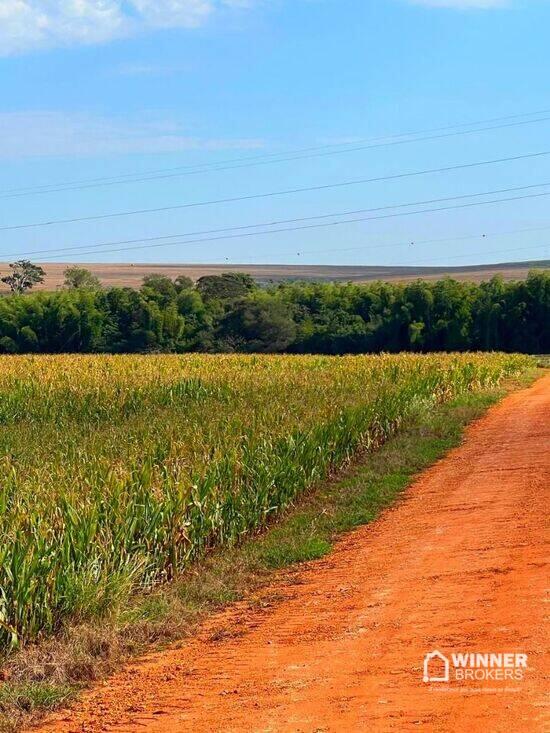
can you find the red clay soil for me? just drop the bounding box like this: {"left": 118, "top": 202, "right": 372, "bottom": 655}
{"left": 36, "top": 375, "right": 550, "bottom": 733}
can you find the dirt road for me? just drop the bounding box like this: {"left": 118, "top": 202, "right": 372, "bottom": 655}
{"left": 39, "top": 375, "right": 550, "bottom": 732}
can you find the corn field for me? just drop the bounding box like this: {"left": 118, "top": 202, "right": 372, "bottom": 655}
{"left": 0, "top": 352, "right": 532, "bottom": 649}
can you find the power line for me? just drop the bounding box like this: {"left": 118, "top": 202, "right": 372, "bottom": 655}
{"left": 209, "top": 223, "right": 550, "bottom": 262}
{"left": 2, "top": 149, "right": 549, "bottom": 233}
{"left": 26, "top": 187, "right": 550, "bottom": 262}
{"left": 401, "top": 244, "right": 550, "bottom": 267}
{"left": 3, "top": 108, "right": 548, "bottom": 195}
{"left": 205, "top": 243, "right": 550, "bottom": 267}
{"left": 2, "top": 110, "right": 550, "bottom": 199}
{"left": 6, "top": 180, "right": 550, "bottom": 260}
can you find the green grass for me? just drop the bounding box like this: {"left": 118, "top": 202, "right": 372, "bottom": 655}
{"left": 0, "top": 682, "right": 77, "bottom": 732}
{"left": 0, "top": 368, "right": 543, "bottom": 733}
{"left": 0, "top": 683, "right": 75, "bottom": 714}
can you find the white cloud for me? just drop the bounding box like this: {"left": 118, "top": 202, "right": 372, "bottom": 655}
{"left": 129, "top": 0, "right": 213, "bottom": 29}
{"left": 0, "top": 0, "right": 254, "bottom": 56}
{"left": 0, "top": 110, "right": 264, "bottom": 158}
{"left": 0, "top": 1, "right": 127, "bottom": 54}
{"left": 410, "top": 0, "right": 508, "bottom": 8}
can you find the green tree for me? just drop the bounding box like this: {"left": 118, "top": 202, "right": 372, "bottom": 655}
{"left": 141, "top": 274, "right": 177, "bottom": 306}
{"left": 0, "top": 336, "right": 18, "bottom": 353}
{"left": 196, "top": 272, "right": 256, "bottom": 302}
{"left": 63, "top": 266, "right": 101, "bottom": 290}
{"left": 174, "top": 274, "right": 194, "bottom": 292}
{"left": 0, "top": 270, "right": 547, "bottom": 355}
{"left": 474, "top": 276, "right": 506, "bottom": 350}
{"left": 431, "top": 279, "right": 475, "bottom": 351}
{"left": 1, "top": 260, "right": 45, "bottom": 294}
{"left": 217, "top": 298, "right": 296, "bottom": 352}
{"left": 19, "top": 325, "right": 39, "bottom": 351}
{"left": 176, "top": 288, "right": 213, "bottom": 350}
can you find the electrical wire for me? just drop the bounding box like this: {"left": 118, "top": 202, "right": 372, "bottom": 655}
{"left": 2, "top": 109, "right": 550, "bottom": 198}
{"left": 26, "top": 187, "right": 550, "bottom": 262}
{"left": 5, "top": 181, "right": 550, "bottom": 259}
{"left": 2, "top": 150, "right": 549, "bottom": 232}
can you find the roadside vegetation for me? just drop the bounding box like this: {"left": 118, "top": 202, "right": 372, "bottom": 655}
{"left": 0, "top": 267, "right": 547, "bottom": 354}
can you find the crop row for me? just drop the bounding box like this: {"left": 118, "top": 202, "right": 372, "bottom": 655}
{"left": 0, "top": 352, "right": 532, "bottom": 649}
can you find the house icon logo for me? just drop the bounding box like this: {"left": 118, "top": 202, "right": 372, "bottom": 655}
{"left": 423, "top": 650, "right": 450, "bottom": 683}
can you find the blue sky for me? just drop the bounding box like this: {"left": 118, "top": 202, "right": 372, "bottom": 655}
{"left": 0, "top": 0, "right": 549, "bottom": 267}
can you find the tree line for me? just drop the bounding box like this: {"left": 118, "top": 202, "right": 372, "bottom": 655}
{"left": 0, "top": 263, "right": 547, "bottom": 354}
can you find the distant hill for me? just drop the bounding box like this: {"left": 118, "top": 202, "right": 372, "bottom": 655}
{"left": 0, "top": 259, "right": 548, "bottom": 291}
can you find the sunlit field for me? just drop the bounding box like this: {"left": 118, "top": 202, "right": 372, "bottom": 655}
{"left": 0, "top": 352, "right": 531, "bottom": 649}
